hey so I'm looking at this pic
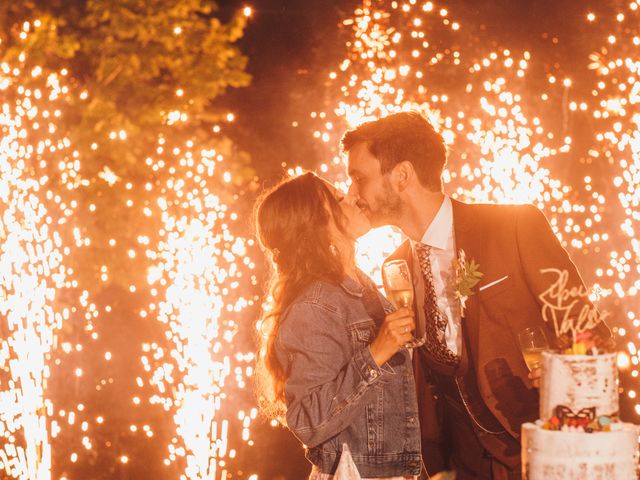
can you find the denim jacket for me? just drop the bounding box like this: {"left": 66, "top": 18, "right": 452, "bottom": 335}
{"left": 275, "top": 274, "right": 422, "bottom": 477}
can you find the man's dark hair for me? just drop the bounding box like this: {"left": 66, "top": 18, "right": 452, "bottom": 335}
{"left": 341, "top": 111, "right": 447, "bottom": 191}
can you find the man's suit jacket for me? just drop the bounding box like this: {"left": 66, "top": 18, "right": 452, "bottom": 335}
{"left": 385, "top": 199, "right": 610, "bottom": 470}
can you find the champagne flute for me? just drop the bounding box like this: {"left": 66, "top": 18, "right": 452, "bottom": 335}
{"left": 381, "top": 259, "right": 425, "bottom": 348}
{"left": 518, "top": 326, "right": 549, "bottom": 371}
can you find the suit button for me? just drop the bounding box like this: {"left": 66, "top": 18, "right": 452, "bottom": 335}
{"left": 369, "top": 368, "right": 378, "bottom": 379}
{"left": 408, "top": 416, "right": 416, "bottom": 423}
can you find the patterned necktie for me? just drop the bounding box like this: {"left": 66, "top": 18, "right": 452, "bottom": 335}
{"left": 415, "top": 243, "right": 459, "bottom": 366}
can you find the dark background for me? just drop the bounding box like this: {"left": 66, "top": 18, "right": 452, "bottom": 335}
{"left": 218, "top": 0, "right": 604, "bottom": 182}
{"left": 219, "top": 0, "right": 358, "bottom": 181}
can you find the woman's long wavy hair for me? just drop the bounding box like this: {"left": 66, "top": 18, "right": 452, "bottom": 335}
{"left": 253, "top": 172, "right": 351, "bottom": 422}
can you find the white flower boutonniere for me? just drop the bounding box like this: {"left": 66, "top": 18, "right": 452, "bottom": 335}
{"left": 455, "top": 249, "right": 483, "bottom": 317}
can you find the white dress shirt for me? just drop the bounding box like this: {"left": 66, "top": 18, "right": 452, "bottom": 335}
{"left": 409, "top": 196, "right": 462, "bottom": 355}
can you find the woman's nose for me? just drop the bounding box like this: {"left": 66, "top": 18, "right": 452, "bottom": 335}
{"left": 342, "top": 192, "right": 358, "bottom": 206}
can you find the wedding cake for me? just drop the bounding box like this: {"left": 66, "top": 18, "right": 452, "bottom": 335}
{"left": 521, "top": 351, "right": 639, "bottom": 479}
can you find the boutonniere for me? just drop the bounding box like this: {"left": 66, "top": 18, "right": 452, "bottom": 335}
{"left": 455, "top": 249, "right": 483, "bottom": 316}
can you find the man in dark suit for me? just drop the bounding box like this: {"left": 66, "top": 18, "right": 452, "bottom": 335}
{"left": 341, "top": 111, "right": 610, "bottom": 479}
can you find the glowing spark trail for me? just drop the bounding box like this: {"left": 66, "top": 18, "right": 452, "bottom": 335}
{"left": 145, "top": 138, "right": 259, "bottom": 479}
{"left": 0, "top": 62, "right": 76, "bottom": 479}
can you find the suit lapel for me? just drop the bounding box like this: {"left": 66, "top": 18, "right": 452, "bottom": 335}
{"left": 452, "top": 199, "right": 483, "bottom": 313}
{"left": 452, "top": 200, "right": 483, "bottom": 373}
{"left": 385, "top": 239, "right": 411, "bottom": 264}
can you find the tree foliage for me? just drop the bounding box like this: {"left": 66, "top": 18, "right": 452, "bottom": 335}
{"left": 0, "top": 0, "right": 251, "bottom": 173}
{"left": 0, "top": 0, "right": 253, "bottom": 288}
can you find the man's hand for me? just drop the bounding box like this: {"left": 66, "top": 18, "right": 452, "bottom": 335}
{"left": 528, "top": 366, "right": 541, "bottom": 388}
{"left": 369, "top": 307, "right": 415, "bottom": 367}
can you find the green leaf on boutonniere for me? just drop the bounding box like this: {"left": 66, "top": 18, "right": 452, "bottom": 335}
{"left": 455, "top": 250, "right": 484, "bottom": 316}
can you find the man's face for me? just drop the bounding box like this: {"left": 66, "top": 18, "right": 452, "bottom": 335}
{"left": 347, "top": 142, "right": 402, "bottom": 227}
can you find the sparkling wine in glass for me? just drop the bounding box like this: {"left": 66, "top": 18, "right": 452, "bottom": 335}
{"left": 518, "top": 326, "right": 549, "bottom": 371}
{"left": 387, "top": 288, "right": 414, "bottom": 309}
{"left": 381, "top": 259, "right": 425, "bottom": 348}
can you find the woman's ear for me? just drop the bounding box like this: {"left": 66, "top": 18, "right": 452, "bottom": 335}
{"left": 390, "top": 161, "right": 413, "bottom": 192}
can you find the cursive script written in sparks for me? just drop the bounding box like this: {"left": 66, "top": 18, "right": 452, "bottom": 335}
{"left": 538, "top": 268, "right": 609, "bottom": 339}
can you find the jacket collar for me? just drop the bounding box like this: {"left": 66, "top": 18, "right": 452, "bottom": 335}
{"left": 339, "top": 272, "right": 365, "bottom": 297}
{"left": 451, "top": 198, "right": 474, "bottom": 234}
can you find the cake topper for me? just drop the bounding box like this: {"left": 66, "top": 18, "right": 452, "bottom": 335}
{"left": 538, "top": 268, "right": 610, "bottom": 345}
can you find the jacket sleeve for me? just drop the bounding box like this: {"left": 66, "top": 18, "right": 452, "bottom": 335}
{"left": 276, "top": 301, "right": 385, "bottom": 448}
{"left": 515, "top": 204, "right": 611, "bottom": 342}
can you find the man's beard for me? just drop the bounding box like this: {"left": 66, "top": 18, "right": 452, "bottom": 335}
{"left": 367, "top": 181, "right": 403, "bottom": 227}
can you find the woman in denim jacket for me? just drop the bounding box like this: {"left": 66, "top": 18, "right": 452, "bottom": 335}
{"left": 254, "top": 172, "right": 422, "bottom": 479}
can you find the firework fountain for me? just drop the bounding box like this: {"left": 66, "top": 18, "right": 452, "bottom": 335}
{"left": 0, "top": 18, "right": 261, "bottom": 480}
{"left": 0, "top": 60, "right": 79, "bottom": 478}
{"left": 144, "top": 136, "right": 260, "bottom": 479}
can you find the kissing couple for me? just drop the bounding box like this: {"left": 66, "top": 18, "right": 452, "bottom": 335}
{"left": 253, "top": 111, "right": 610, "bottom": 480}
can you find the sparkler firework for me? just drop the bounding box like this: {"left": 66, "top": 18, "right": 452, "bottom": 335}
{"left": 1, "top": 19, "right": 260, "bottom": 480}
{"left": 144, "top": 137, "right": 260, "bottom": 479}
{"left": 0, "top": 59, "right": 78, "bottom": 479}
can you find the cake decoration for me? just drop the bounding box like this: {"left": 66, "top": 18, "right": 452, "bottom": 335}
{"left": 521, "top": 268, "right": 638, "bottom": 479}
{"left": 537, "top": 268, "right": 610, "bottom": 354}
{"left": 541, "top": 405, "right": 614, "bottom": 432}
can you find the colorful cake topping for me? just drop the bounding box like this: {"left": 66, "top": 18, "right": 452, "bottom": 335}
{"left": 542, "top": 405, "right": 615, "bottom": 432}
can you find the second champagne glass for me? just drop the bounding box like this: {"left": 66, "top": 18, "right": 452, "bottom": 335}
{"left": 381, "top": 259, "right": 425, "bottom": 348}
{"left": 518, "top": 326, "right": 549, "bottom": 371}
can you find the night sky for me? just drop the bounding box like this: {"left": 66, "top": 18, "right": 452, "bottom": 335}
{"left": 217, "top": 0, "right": 357, "bottom": 183}
{"left": 218, "top": 0, "right": 597, "bottom": 185}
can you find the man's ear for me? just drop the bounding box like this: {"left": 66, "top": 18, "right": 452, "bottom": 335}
{"left": 390, "top": 161, "right": 413, "bottom": 192}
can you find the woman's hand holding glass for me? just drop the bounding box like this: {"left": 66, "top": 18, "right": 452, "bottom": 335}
{"left": 381, "top": 260, "right": 426, "bottom": 348}
{"left": 369, "top": 308, "right": 415, "bottom": 367}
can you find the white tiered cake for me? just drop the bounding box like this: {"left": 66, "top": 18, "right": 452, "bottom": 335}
{"left": 521, "top": 351, "right": 639, "bottom": 479}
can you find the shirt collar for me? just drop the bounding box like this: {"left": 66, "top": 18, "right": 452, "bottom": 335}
{"left": 410, "top": 196, "right": 453, "bottom": 251}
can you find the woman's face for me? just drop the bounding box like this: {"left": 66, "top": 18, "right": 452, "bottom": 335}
{"left": 328, "top": 184, "right": 371, "bottom": 240}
